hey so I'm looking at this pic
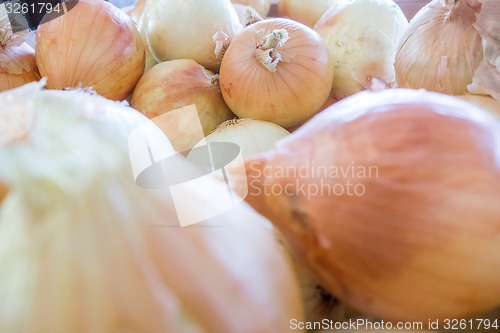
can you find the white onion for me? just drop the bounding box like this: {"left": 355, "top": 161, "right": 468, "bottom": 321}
{"left": 315, "top": 0, "right": 408, "bottom": 99}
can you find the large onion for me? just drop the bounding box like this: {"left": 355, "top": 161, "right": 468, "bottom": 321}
{"left": 232, "top": 88, "right": 500, "bottom": 322}
{"left": 35, "top": 0, "right": 145, "bottom": 101}
{"left": 278, "top": 0, "right": 338, "bottom": 28}
{"left": 0, "top": 81, "right": 304, "bottom": 332}
{"left": 0, "top": 6, "right": 40, "bottom": 92}
{"left": 130, "top": 59, "right": 234, "bottom": 152}
{"left": 315, "top": 0, "right": 408, "bottom": 99}
{"left": 231, "top": 0, "right": 271, "bottom": 17}
{"left": 220, "top": 18, "right": 333, "bottom": 128}
{"left": 139, "top": 0, "right": 242, "bottom": 72}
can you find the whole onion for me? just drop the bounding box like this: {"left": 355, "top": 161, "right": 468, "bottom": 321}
{"left": 232, "top": 88, "right": 500, "bottom": 322}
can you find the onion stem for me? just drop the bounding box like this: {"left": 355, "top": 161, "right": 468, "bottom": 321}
{"left": 256, "top": 29, "right": 290, "bottom": 72}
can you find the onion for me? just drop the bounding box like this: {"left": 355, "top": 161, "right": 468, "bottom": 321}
{"left": 0, "top": 81, "right": 305, "bottom": 332}
{"left": 220, "top": 18, "right": 334, "bottom": 128}
{"left": 395, "top": 0, "right": 485, "bottom": 95}
{"left": 35, "top": 0, "right": 145, "bottom": 101}
{"left": 315, "top": 0, "right": 408, "bottom": 99}
{"left": 129, "top": 0, "right": 146, "bottom": 22}
{"left": 130, "top": 59, "right": 235, "bottom": 152}
{"left": 278, "top": 0, "right": 338, "bottom": 28}
{"left": 191, "top": 119, "right": 289, "bottom": 159}
{"left": 231, "top": 88, "right": 500, "bottom": 321}
{"left": 231, "top": 0, "right": 271, "bottom": 17}
{"left": 457, "top": 95, "right": 500, "bottom": 118}
{"left": 139, "top": 0, "right": 242, "bottom": 72}
{"left": 233, "top": 4, "right": 264, "bottom": 26}
{"left": 0, "top": 7, "right": 40, "bottom": 92}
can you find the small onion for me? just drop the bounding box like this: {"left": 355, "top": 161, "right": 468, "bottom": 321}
{"left": 220, "top": 18, "right": 334, "bottom": 128}
{"left": 35, "top": 0, "right": 145, "bottom": 101}
{"left": 231, "top": 0, "right": 271, "bottom": 17}
{"left": 315, "top": 0, "right": 408, "bottom": 99}
{"left": 457, "top": 95, "right": 500, "bottom": 118}
{"left": 192, "top": 119, "right": 290, "bottom": 158}
{"left": 130, "top": 59, "right": 235, "bottom": 152}
{"left": 278, "top": 0, "right": 338, "bottom": 28}
{"left": 139, "top": 0, "right": 242, "bottom": 72}
{"left": 232, "top": 88, "right": 500, "bottom": 321}
{"left": 0, "top": 8, "right": 40, "bottom": 92}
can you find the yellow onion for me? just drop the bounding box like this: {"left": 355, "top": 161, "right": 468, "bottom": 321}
{"left": 395, "top": 0, "right": 486, "bottom": 95}
{"left": 457, "top": 95, "right": 500, "bottom": 118}
{"left": 139, "top": 0, "right": 242, "bottom": 72}
{"left": 231, "top": 88, "right": 500, "bottom": 322}
{"left": 0, "top": 81, "right": 304, "bottom": 332}
{"left": 278, "top": 0, "right": 338, "bottom": 27}
{"left": 0, "top": 7, "right": 40, "bottom": 92}
{"left": 35, "top": 0, "right": 145, "bottom": 101}
{"left": 191, "top": 119, "right": 290, "bottom": 158}
{"left": 233, "top": 4, "right": 264, "bottom": 26}
{"left": 220, "top": 18, "right": 333, "bottom": 128}
{"left": 231, "top": 0, "right": 271, "bottom": 17}
{"left": 131, "top": 59, "right": 234, "bottom": 152}
{"left": 315, "top": 0, "right": 408, "bottom": 99}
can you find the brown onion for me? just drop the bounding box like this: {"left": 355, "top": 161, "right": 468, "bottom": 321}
{"left": 220, "top": 18, "right": 333, "bottom": 128}
{"left": 35, "top": 0, "right": 145, "bottom": 100}
{"left": 233, "top": 88, "right": 500, "bottom": 322}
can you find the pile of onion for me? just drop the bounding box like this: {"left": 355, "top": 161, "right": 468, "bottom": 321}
{"left": 232, "top": 88, "right": 500, "bottom": 322}
{"left": 139, "top": 0, "right": 242, "bottom": 72}
{"left": 35, "top": 0, "right": 145, "bottom": 101}
{"left": 0, "top": 6, "right": 40, "bottom": 92}
{"left": 0, "top": 81, "right": 304, "bottom": 332}
{"left": 278, "top": 0, "right": 338, "bottom": 28}
{"left": 131, "top": 59, "right": 235, "bottom": 152}
{"left": 220, "top": 18, "right": 333, "bottom": 128}
{"left": 315, "top": 0, "right": 408, "bottom": 99}
{"left": 395, "top": 0, "right": 500, "bottom": 100}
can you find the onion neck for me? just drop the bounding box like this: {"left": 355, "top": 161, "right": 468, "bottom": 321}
{"left": 256, "top": 29, "right": 290, "bottom": 72}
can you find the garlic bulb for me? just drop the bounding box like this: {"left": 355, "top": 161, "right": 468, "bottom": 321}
{"left": 35, "top": 0, "right": 145, "bottom": 101}
{"left": 0, "top": 81, "right": 305, "bottom": 332}
{"left": 0, "top": 7, "right": 40, "bottom": 92}
{"left": 233, "top": 88, "right": 500, "bottom": 322}
{"left": 130, "top": 59, "right": 235, "bottom": 153}
{"left": 191, "top": 119, "right": 290, "bottom": 158}
{"left": 315, "top": 0, "right": 408, "bottom": 99}
{"left": 139, "top": 0, "right": 242, "bottom": 72}
{"left": 395, "top": 0, "right": 485, "bottom": 95}
{"left": 231, "top": 0, "right": 271, "bottom": 17}
{"left": 278, "top": 0, "right": 338, "bottom": 28}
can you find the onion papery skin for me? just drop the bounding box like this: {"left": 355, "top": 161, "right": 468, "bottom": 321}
{"left": 278, "top": 0, "right": 338, "bottom": 28}
{"left": 395, "top": 0, "right": 483, "bottom": 95}
{"left": 130, "top": 59, "right": 234, "bottom": 152}
{"left": 0, "top": 81, "right": 305, "bottom": 333}
{"left": 236, "top": 88, "right": 500, "bottom": 322}
{"left": 0, "top": 43, "right": 40, "bottom": 92}
{"left": 220, "top": 18, "right": 334, "bottom": 128}
{"left": 35, "top": 0, "right": 145, "bottom": 101}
